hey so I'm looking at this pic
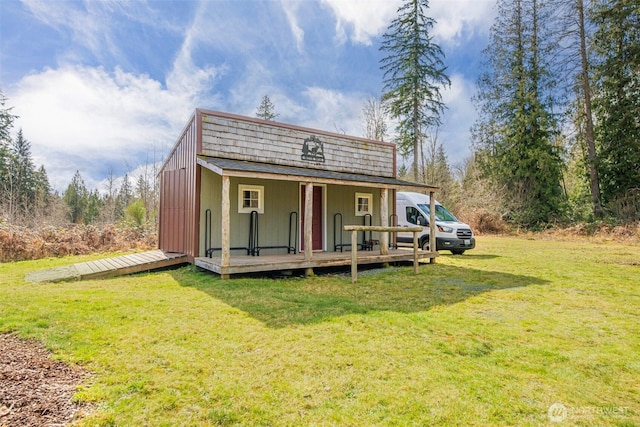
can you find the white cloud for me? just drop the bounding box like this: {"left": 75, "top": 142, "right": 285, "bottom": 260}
{"left": 300, "top": 87, "right": 368, "bottom": 136}
{"left": 321, "top": 0, "right": 401, "bottom": 45}
{"left": 280, "top": 0, "right": 305, "bottom": 52}
{"left": 430, "top": 0, "right": 496, "bottom": 45}
{"left": 439, "top": 73, "right": 477, "bottom": 160}
{"left": 321, "top": 0, "right": 495, "bottom": 46}
{"left": 10, "top": 65, "right": 197, "bottom": 190}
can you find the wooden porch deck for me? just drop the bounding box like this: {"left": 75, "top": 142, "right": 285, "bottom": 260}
{"left": 195, "top": 248, "right": 437, "bottom": 277}
{"left": 25, "top": 250, "right": 188, "bottom": 283}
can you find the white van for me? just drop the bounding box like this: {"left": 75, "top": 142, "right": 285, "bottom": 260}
{"left": 396, "top": 192, "right": 475, "bottom": 254}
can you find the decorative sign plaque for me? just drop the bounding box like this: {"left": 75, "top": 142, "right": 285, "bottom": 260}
{"left": 301, "top": 135, "right": 325, "bottom": 163}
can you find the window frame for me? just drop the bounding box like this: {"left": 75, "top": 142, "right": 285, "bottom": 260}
{"left": 238, "top": 184, "right": 264, "bottom": 214}
{"left": 355, "top": 192, "right": 373, "bottom": 216}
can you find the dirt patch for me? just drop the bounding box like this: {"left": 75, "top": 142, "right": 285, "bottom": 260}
{"left": 0, "top": 333, "right": 92, "bottom": 427}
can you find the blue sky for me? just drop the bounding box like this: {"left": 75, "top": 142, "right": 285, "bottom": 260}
{"left": 1, "top": 0, "right": 496, "bottom": 191}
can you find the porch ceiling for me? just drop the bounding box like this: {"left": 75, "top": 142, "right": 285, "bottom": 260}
{"left": 196, "top": 155, "right": 438, "bottom": 190}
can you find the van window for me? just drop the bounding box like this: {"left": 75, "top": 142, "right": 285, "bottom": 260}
{"left": 417, "top": 203, "right": 458, "bottom": 222}
{"left": 406, "top": 206, "right": 424, "bottom": 225}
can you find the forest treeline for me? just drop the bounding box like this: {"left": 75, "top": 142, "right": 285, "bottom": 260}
{"left": 369, "top": 0, "right": 638, "bottom": 228}
{"left": 0, "top": 91, "right": 159, "bottom": 230}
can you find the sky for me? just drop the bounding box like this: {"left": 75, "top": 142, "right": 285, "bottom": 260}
{"left": 0, "top": 0, "right": 497, "bottom": 192}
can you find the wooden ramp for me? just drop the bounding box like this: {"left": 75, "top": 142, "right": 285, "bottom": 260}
{"left": 25, "top": 250, "right": 188, "bottom": 283}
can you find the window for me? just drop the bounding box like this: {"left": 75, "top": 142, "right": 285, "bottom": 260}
{"left": 406, "top": 206, "right": 419, "bottom": 224}
{"left": 355, "top": 192, "right": 373, "bottom": 216}
{"left": 238, "top": 184, "right": 264, "bottom": 213}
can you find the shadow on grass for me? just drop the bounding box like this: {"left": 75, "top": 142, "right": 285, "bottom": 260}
{"left": 441, "top": 254, "right": 501, "bottom": 260}
{"left": 171, "top": 264, "right": 547, "bottom": 328}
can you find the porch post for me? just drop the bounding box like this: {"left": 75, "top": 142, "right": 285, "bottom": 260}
{"left": 221, "top": 175, "right": 231, "bottom": 275}
{"left": 380, "top": 188, "right": 389, "bottom": 255}
{"left": 304, "top": 182, "right": 314, "bottom": 275}
{"left": 429, "top": 190, "right": 437, "bottom": 264}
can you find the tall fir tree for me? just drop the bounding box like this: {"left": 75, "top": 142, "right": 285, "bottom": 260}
{"left": 472, "top": 0, "right": 565, "bottom": 225}
{"left": 380, "top": 0, "right": 450, "bottom": 182}
{"left": 9, "top": 129, "right": 37, "bottom": 218}
{"left": 0, "top": 90, "right": 17, "bottom": 214}
{"left": 592, "top": 0, "right": 640, "bottom": 212}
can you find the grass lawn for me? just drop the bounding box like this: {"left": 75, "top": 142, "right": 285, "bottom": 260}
{"left": 0, "top": 236, "right": 638, "bottom": 426}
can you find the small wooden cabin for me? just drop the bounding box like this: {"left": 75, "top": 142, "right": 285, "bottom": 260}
{"left": 158, "top": 109, "right": 437, "bottom": 278}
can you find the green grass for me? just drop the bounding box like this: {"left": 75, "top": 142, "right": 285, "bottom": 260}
{"left": 0, "top": 236, "right": 638, "bottom": 426}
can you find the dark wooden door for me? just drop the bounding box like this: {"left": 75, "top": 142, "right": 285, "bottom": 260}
{"left": 160, "top": 169, "right": 186, "bottom": 253}
{"left": 301, "top": 185, "right": 323, "bottom": 250}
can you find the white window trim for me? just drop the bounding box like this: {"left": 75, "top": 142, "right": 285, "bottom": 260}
{"left": 238, "top": 184, "right": 264, "bottom": 214}
{"left": 355, "top": 192, "right": 373, "bottom": 216}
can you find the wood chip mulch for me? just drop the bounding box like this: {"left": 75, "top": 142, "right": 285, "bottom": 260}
{"left": 0, "top": 333, "right": 92, "bottom": 427}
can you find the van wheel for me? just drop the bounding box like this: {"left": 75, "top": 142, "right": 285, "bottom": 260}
{"left": 451, "top": 249, "right": 465, "bottom": 255}
{"left": 420, "top": 237, "right": 430, "bottom": 252}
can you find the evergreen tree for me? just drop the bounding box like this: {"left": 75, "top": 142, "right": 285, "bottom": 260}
{"left": 63, "top": 170, "right": 88, "bottom": 224}
{"left": 116, "top": 173, "right": 133, "bottom": 219}
{"left": 592, "top": 0, "right": 640, "bottom": 211}
{"left": 33, "top": 165, "right": 51, "bottom": 215}
{"left": 84, "top": 189, "right": 103, "bottom": 224}
{"left": 0, "top": 90, "right": 17, "bottom": 216}
{"left": 256, "top": 95, "right": 279, "bottom": 121}
{"left": 135, "top": 169, "right": 155, "bottom": 222}
{"left": 0, "top": 90, "right": 15, "bottom": 147}
{"left": 380, "top": 0, "right": 450, "bottom": 181}
{"left": 11, "top": 129, "right": 36, "bottom": 213}
{"left": 472, "top": 0, "right": 565, "bottom": 225}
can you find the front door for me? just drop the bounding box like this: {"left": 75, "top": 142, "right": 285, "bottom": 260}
{"left": 301, "top": 185, "right": 323, "bottom": 250}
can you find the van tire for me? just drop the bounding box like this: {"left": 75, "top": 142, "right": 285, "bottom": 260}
{"left": 451, "top": 249, "right": 465, "bottom": 255}
{"left": 420, "top": 237, "right": 430, "bottom": 252}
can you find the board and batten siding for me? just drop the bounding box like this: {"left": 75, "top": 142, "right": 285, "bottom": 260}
{"left": 158, "top": 111, "right": 202, "bottom": 261}
{"left": 199, "top": 172, "right": 299, "bottom": 255}
{"left": 200, "top": 112, "right": 396, "bottom": 178}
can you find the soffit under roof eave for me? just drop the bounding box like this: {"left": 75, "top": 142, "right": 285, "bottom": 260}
{"left": 196, "top": 156, "right": 438, "bottom": 191}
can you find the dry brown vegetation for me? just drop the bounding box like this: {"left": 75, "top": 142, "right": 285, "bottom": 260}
{"left": 457, "top": 209, "right": 510, "bottom": 235}
{"left": 533, "top": 221, "right": 640, "bottom": 244}
{"left": 456, "top": 207, "right": 639, "bottom": 244}
{"left": 0, "top": 222, "right": 157, "bottom": 262}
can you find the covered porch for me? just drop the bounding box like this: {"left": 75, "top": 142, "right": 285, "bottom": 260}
{"left": 197, "top": 156, "right": 438, "bottom": 279}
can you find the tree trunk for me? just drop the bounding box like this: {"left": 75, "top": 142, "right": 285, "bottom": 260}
{"left": 577, "top": 0, "right": 603, "bottom": 217}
